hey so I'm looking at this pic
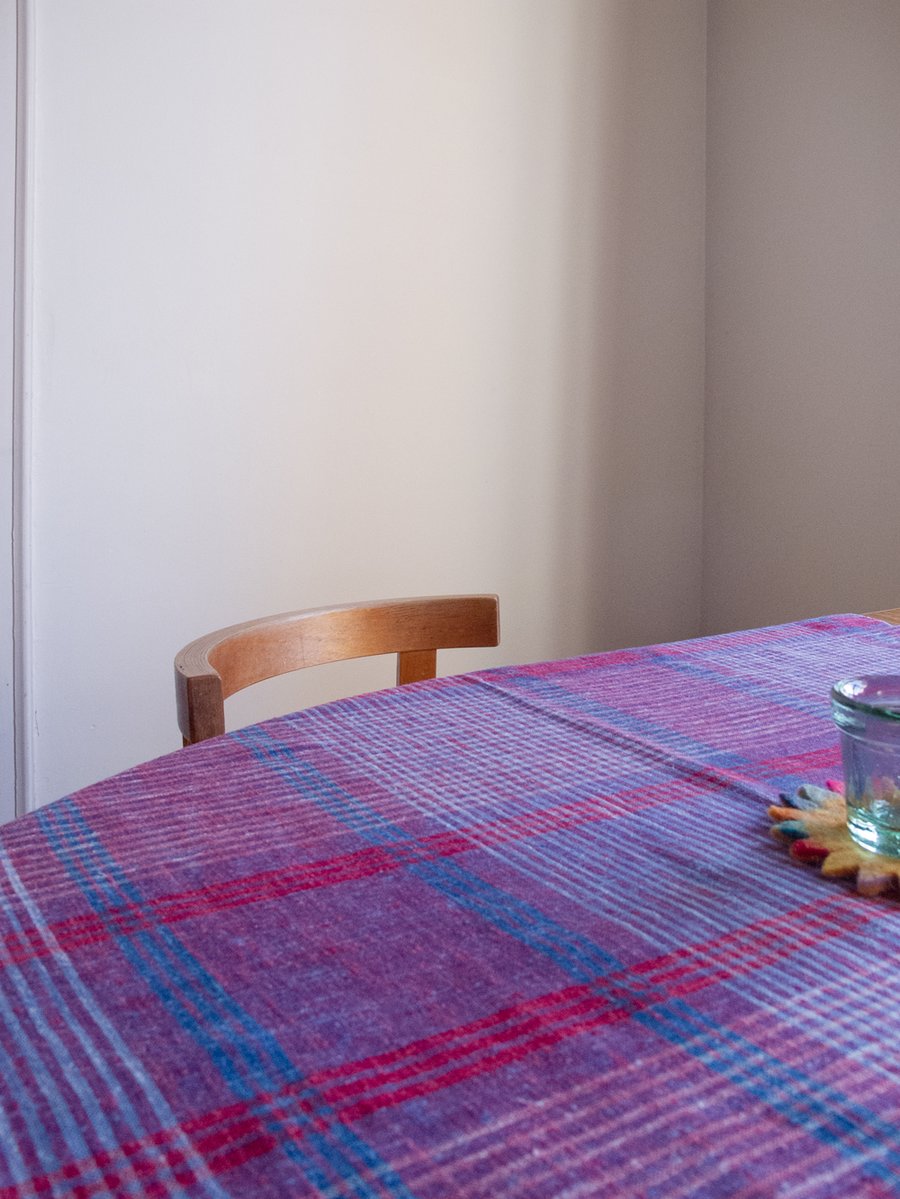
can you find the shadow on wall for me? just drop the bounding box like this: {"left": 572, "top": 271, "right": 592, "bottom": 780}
{"left": 542, "top": 0, "right": 706, "bottom": 658}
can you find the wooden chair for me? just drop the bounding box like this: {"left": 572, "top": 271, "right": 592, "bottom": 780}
{"left": 175, "top": 593, "right": 500, "bottom": 745}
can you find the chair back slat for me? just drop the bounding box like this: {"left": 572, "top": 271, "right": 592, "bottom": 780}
{"left": 175, "top": 594, "right": 499, "bottom": 745}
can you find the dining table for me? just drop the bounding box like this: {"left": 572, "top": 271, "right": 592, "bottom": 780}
{"left": 4, "top": 611, "right": 900, "bottom": 1198}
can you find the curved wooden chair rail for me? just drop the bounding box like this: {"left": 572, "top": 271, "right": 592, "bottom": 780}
{"left": 175, "top": 594, "right": 500, "bottom": 745}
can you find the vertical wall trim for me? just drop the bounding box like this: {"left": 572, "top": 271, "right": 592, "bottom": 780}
{"left": 12, "top": 0, "right": 34, "bottom": 815}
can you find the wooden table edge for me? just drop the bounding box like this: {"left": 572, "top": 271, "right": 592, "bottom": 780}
{"left": 867, "top": 608, "right": 900, "bottom": 626}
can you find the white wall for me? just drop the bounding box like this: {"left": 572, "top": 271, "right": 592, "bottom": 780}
{"left": 27, "top": 0, "right": 900, "bottom": 806}
{"left": 704, "top": 0, "right": 900, "bottom": 632}
{"left": 24, "top": 1, "right": 707, "bottom": 807}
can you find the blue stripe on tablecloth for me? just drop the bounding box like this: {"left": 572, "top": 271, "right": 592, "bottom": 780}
{"left": 468, "top": 669, "right": 825, "bottom": 807}
{"left": 475, "top": 615, "right": 900, "bottom": 772}
{"left": 646, "top": 648, "right": 831, "bottom": 714}
{"left": 0, "top": 1026, "right": 52, "bottom": 1185}
{"left": 38, "top": 799, "right": 418, "bottom": 1199}
{"left": 0, "top": 844, "right": 233, "bottom": 1199}
{"left": 0, "top": 949, "right": 98, "bottom": 1183}
{"left": 639, "top": 998, "right": 900, "bottom": 1187}
{"left": 410, "top": 857, "right": 618, "bottom": 980}
{"left": 0, "top": 956, "right": 139, "bottom": 1196}
{"left": 237, "top": 708, "right": 900, "bottom": 1190}
{"left": 481, "top": 672, "right": 751, "bottom": 769}
{"left": 234, "top": 725, "right": 620, "bottom": 981}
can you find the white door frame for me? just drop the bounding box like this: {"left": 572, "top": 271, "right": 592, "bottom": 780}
{"left": 2, "top": 0, "right": 33, "bottom": 822}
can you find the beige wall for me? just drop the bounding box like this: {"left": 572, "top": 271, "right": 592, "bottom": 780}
{"left": 22, "top": 1, "right": 707, "bottom": 808}
{"left": 703, "top": 0, "right": 900, "bottom": 632}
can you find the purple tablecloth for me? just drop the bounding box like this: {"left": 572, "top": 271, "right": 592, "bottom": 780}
{"left": 4, "top": 614, "right": 900, "bottom": 1197}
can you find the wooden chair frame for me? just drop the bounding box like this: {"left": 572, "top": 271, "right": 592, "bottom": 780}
{"left": 175, "top": 593, "right": 500, "bottom": 745}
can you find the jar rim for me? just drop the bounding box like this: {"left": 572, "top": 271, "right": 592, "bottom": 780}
{"left": 832, "top": 675, "right": 900, "bottom": 720}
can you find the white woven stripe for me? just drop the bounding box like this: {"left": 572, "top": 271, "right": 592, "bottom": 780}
{"left": 726, "top": 938, "right": 900, "bottom": 1091}
{"left": 0, "top": 844, "right": 233, "bottom": 1198}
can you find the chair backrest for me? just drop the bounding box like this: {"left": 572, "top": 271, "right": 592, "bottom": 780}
{"left": 174, "top": 593, "right": 500, "bottom": 745}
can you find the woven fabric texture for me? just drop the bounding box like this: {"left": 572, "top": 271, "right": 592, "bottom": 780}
{"left": 2, "top": 614, "right": 900, "bottom": 1197}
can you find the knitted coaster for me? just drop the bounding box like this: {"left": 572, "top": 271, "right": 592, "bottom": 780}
{"left": 770, "top": 782, "right": 900, "bottom": 898}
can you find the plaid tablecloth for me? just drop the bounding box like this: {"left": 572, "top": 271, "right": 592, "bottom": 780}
{"left": 4, "top": 613, "right": 900, "bottom": 1198}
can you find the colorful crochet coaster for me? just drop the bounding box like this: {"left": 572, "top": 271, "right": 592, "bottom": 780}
{"left": 770, "top": 782, "right": 900, "bottom": 897}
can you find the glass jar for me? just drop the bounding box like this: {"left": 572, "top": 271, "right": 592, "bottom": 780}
{"left": 832, "top": 675, "right": 900, "bottom": 857}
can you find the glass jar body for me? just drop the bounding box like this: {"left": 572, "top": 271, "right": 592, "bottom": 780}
{"left": 832, "top": 676, "right": 900, "bottom": 857}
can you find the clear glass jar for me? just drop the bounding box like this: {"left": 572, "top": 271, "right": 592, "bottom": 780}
{"left": 832, "top": 675, "right": 900, "bottom": 857}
